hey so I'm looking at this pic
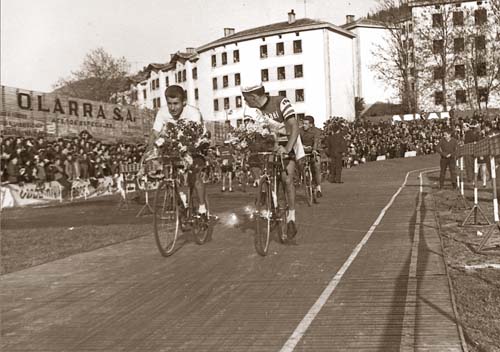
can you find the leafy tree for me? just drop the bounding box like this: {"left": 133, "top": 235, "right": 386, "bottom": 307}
{"left": 53, "top": 47, "right": 131, "bottom": 102}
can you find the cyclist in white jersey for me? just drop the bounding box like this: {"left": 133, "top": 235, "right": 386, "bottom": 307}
{"left": 145, "top": 85, "right": 208, "bottom": 216}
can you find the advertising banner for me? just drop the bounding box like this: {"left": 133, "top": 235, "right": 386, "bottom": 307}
{"left": 0, "top": 85, "right": 153, "bottom": 143}
{"left": 1, "top": 181, "right": 62, "bottom": 208}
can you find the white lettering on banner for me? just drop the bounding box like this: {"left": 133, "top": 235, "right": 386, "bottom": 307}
{"left": 376, "top": 155, "right": 386, "bottom": 161}
{"left": 405, "top": 151, "right": 417, "bottom": 158}
{"left": 2, "top": 182, "right": 62, "bottom": 207}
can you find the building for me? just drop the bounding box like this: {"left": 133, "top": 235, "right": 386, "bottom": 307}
{"left": 408, "top": 0, "right": 500, "bottom": 112}
{"left": 342, "top": 16, "right": 398, "bottom": 106}
{"left": 131, "top": 10, "right": 357, "bottom": 129}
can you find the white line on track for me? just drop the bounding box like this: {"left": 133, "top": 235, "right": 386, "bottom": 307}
{"left": 279, "top": 167, "right": 439, "bottom": 352}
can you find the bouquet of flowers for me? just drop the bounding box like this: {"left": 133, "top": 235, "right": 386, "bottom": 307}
{"left": 154, "top": 119, "right": 209, "bottom": 167}
{"left": 228, "top": 111, "right": 283, "bottom": 152}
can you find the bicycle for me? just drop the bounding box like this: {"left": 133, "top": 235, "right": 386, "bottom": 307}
{"left": 150, "top": 154, "right": 214, "bottom": 257}
{"left": 252, "top": 151, "right": 289, "bottom": 256}
{"left": 301, "top": 153, "right": 318, "bottom": 206}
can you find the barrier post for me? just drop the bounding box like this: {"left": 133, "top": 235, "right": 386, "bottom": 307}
{"left": 461, "top": 157, "right": 490, "bottom": 226}
{"left": 136, "top": 175, "right": 154, "bottom": 217}
{"left": 454, "top": 155, "right": 470, "bottom": 210}
{"left": 477, "top": 155, "right": 500, "bottom": 252}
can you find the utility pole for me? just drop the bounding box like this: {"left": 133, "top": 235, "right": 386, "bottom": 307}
{"left": 304, "top": 0, "right": 307, "bottom": 17}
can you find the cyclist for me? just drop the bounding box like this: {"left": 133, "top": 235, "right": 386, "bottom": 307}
{"left": 241, "top": 83, "right": 304, "bottom": 240}
{"left": 145, "top": 84, "right": 209, "bottom": 217}
{"left": 299, "top": 115, "right": 323, "bottom": 198}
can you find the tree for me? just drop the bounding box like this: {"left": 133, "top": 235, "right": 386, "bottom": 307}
{"left": 53, "top": 47, "right": 131, "bottom": 102}
{"left": 371, "top": 0, "right": 417, "bottom": 114}
{"left": 455, "top": 6, "right": 500, "bottom": 112}
{"left": 355, "top": 97, "right": 366, "bottom": 119}
{"left": 413, "top": 3, "right": 459, "bottom": 112}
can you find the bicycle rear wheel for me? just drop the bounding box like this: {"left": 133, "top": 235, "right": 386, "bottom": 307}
{"left": 255, "top": 178, "right": 272, "bottom": 256}
{"left": 304, "top": 168, "right": 314, "bottom": 207}
{"left": 153, "top": 181, "right": 180, "bottom": 256}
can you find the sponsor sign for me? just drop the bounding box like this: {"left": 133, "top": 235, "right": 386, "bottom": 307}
{"left": 0, "top": 85, "right": 153, "bottom": 143}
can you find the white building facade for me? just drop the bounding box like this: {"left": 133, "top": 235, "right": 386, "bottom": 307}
{"left": 131, "top": 12, "right": 356, "bottom": 129}
{"left": 342, "top": 17, "right": 399, "bottom": 106}
{"left": 409, "top": 0, "right": 500, "bottom": 112}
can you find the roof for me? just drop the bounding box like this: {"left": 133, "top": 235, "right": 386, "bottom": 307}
{"left": 197, "top": 18, "right": 355, "bottom": 53}
{"left": 408, "top": 0, "right": 476, "bottom": 7}
{"left": 341, "top": 18, "right": 386, "bottom": 30}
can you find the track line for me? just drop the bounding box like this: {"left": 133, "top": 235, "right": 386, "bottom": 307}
{"left": 279, "top": 167, "right": 439, "bottom": 352}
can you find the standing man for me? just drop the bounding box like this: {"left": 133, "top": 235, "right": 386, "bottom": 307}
{"left": 326, "top": 125, "right": 346, "bottom": 183}
{"left": 437, "top": 129, "right": 458, "bottom": 190}
{"left": 299, "top": 115, "right": 323, "bottom": 197}
{"left": 241, "top": 83, "right": 303, "bottom": 240}
{"left": 463, "top": 122, "right": 480, "bottom": 182}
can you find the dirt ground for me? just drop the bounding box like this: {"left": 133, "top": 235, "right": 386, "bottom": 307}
{"left": 431, "top": 174, "right": 500, "bottom": 352}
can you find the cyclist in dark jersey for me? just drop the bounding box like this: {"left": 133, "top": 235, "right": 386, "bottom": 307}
{"left": 242, "top": 83, "right": 303, "bottom": 240}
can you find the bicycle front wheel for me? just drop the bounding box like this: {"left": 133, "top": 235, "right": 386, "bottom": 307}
{"left": 153, "top": 181, "right": 180, "bottom": 256}
{"left": 255, "top": 178, "right": 272, "bottom": 256}
{"left": 304, "top": 168, "right": 314, "bottom": 206}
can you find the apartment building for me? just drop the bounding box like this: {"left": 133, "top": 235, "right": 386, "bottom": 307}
{"left": 131, "top": 10, "right": 356, "bottom": 128}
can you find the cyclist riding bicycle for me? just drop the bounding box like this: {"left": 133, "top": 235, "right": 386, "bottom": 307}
{"left": 144, "top": 84, "right": 209, "bottom": 217}
{"left": 241, "top": 82, "right": 304, "bottom": 240}
{"left": 299, "top": 115, "right": 323, "bottom": 198}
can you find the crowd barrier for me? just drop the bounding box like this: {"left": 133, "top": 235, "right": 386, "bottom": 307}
{"left": 0, "top": 165, "right": 160, "bottom": 210}
{"left": 456, "top": 133, "right": 500, "bottom": 252}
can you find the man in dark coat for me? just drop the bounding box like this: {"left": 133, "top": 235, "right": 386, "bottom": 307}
{"left": 437, "top": 129, "right": 458, "bottom": 189}
{"left": 463, "top": 122, "right": 480, "bottom": 182}
{"left": 326, "top": 125, "right": 347, "bottom": 183}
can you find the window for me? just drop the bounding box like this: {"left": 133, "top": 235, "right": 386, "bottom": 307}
{"left": 165, "top": 76, "right": 169, "bottom": 87}
{"left": 434, "top": 91, "right": 444, "bottom": 105}
{"left": 434, "top": 66, "right": 444, "bottom": 80}
{"left": 212, "top": 77, "right": 218, "bottom": 90}
{"left": 475, "top": 35, "right": 486, "bottom": 50}
{"left": 224, "top": 97, "right": 230, "bottom": 110}
{"left": 433, "top": 39, "right": 444, "bottom": 54}
{"left": 182, "top": 69, "right": 186, "bottom": 82}
{"left": 278, "top": 90, "right": 287, "bottom": 97}
{"left": 214, "top": 99, "right": 219, "bottom": 111}
{"left": 276, "top": 42, "right": 284, "bottom": 56}
{"left": 294, "top": 64, "right": 303, "bottom": 78}
{"left": 454, "top": 38, "right": 465, "bottom": 53}
{"left": 233, "top": 50, "right": 240, "bottom": 63}
{"left": 277, "top": 67, "right": 286, "bottom": 80}
{"left": 476, "top": 62, "right": 487, "bottom": 76}
{"left": 453, "top": 11, "right": 464, "bottom": 26}
{"left": 455, "top": 64, "right": 465, "bottom": 78}
{"left": 295, "top": 89, "right": 304, "bottom": 102}
{"left": 475, "top": 9, "right": 487, "bottom": 26}
{"left": 153, "top": 98, "right": 157, "bottom": 109}
{"left": 235, "top": 73, "right": 241, "bottom": 86}
{"left": 222, "top": 52, "right": 227, "bottom": 65}
{"left": 293, "top": 40, "right": 302, "bottom": 53}
{"left": 194, "top": 88, "right": 199, "bottom": 100}
{"left": 236, "top": 96, "right": 242, "bottom": 108}
{"left": 260, "top": 45, "right": 268, "bottom": 58}
{"left": 192, "top": 67, "right": 198, "bottom": 80}
{"left": 456, "top": 89, "right": 467, "bottom": 104}
{"left": 409, "top": 23, "right": 413, "bottom": 32}
{"left": 223, "top": 75, "right": 229, "bottom": 88}
{"left": 177, "top": 71, "right": 182, "bottom": 83}
{"left": 432, "top": 13, "right": 443, "bottom": 27}
{"left": 409, "top": 39, "right": 414, "bottom": 50}
{"left": 211, "top": 55, "right": 217, "bottom": 67}
{"left": 478, "top": 87, "right": 488, "bottom": 102}
{"left": 261, "top": 69, "right": 269, "bottom": 82}
{"left": 156, "top": 97, "right": 161, "bottom": 108}
{"left": 143, "top": 90, "right": 147, "bottom": 99}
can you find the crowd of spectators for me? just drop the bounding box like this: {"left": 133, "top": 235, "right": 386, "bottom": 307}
{"left": 1, "top": 131, "right": 146, "bottom": 190}
{"left": 3, "top": 111, "right": 500, "bottom": 187}
{"left": 322, "top": 111, "right": 500, "bottom": 166}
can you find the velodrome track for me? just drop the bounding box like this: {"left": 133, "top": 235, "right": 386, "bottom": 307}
{"left": 1, "top": 155, "right": 465, "bottom": 351}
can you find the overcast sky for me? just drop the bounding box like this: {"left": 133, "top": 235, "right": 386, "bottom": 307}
{"left": 1, "top": 0, "right": 378, "bottom": 92}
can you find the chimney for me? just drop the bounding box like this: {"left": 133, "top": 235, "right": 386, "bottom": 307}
{"left": 186, "top": 47, "right": 196, "bottom": 54}
{"left": 288, "top": 9, "right": 296, "bottom": 24}
{"left": 346, "top": 15, "right": 355, "bottom": 24}
{"left": 224, "top": 28, "right": 235, "bottom": 37}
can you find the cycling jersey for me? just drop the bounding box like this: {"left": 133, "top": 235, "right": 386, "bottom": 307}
{"left": 153, "top": 104, "right": 203, "bottom": 133}
{"left": 300, "top": 127, "right": 323, "bottom": 150}
{"left": 259, "top": 96, "right": 296, "bottom": 123}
